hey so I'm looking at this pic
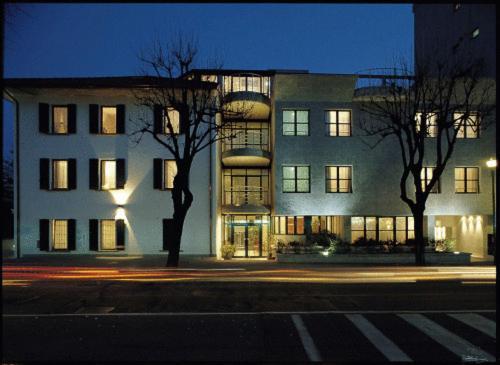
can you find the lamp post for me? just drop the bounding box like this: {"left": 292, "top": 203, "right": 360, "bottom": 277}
{"left": 486, "top": 158, "right": 497, "bottom": 264}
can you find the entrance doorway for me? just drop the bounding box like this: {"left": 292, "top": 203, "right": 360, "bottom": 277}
{"left": 224, "top": 215, "right": 269, "bottom": 258}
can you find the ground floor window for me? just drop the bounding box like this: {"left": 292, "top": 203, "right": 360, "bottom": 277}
{"left": 351, "top": 216, "right": 414, "bottom": 243}
{"left": 39, "top": 219, "right": 76, "bottom": 251}
{"left": 101, "top": 220, "right": 117, "bottom": 250}
{"left": 52, "top": 220, "right": 68, "bottom": 250}
{"left": 89, "top": 219, "right": 125, "bottom": 251}
{"left": 310, "top": 216, "right": 343, "bottom": 235}
{"left": 273, "top": 216, "right": 305, "bottom": 235}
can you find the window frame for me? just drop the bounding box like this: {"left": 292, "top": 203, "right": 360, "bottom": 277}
{"left": 455, "top": 166, "right": 480, "bottom": 194}
{"left": 52, "top": 219, "right": 69, "bottom": 251}
{"left": 163, "top": 107, "right": 180, "bottom": 135}
{"left": 273, "top": 216, "right": 305, "bottom": 235}
{"left": 100, "top": 105, "right": 118, "bottom": 135}
{"left": 100, "top": 159, "right": 118, "bottom": 190}
{"left": 351, "top": 216, "right": 414, "bottom": 243}
{"left": 282, "top": 109, "right": 310, "bottom": 136}
{"left": 100, "top": 219, "right": 117, "bottom": 251}
{"left": 454, "top": 112, "right": 480, "bottom": 139}
{"left": 325, "top": 109, "right": 352, "bottom": 137}
{"left": 163, "top": 159, "right": 177, "bottom": 190}
{"left": 282, "top": 165, "right": 310, "bottom": 193}
{"left": 421, "top": 167, "right": 440, "bottom": 194}
{"left": 51, "top": 159, "right": 70, "bottom": 191}
{"left": 415, "top": 112, "right": 438, "bottom": 137}
{"left": 51, "top": 105, "right": 69, "bottom": 135}
{"left": 325, "top": 165, "right": 353, "bottom": 193}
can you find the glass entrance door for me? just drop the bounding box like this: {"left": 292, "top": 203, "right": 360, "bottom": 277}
{"left": 224, "top": 215, "right": 269, "bottom": 258}
{"left": 233, "top": 225, "right": 246, "bottom": 257}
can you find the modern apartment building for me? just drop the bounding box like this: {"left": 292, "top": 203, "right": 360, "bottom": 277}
{"left": 4, "top": 64, "right": 496, "bottom": 259}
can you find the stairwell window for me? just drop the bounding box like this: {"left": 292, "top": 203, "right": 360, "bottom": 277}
{"left": 325, "top": 110, "right": 351, "bottom": 136}
{"left": 283, "top": 110, "right": 309, "bottom": 136}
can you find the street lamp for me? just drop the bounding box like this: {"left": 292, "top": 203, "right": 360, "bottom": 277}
{"left": 486, "top": 158, "right": 496, "bottom": 263}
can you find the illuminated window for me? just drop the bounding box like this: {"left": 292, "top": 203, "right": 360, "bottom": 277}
{"left": 415, "top": 112, "right": 438, "bottom": 137}
{"left": 325, "top": 110, "right": 351, "bottom": 136}
{"left": 472, "top": 28, "right": 480, "bottom": 39}
{"left": 351, "top": 217, "right": 365, "bottom": 242}
{"left": 273, "top": 216, "right": 305, "bottom": 235}
{"left": 454, "top": 112, "right": 479, "bottom": 138}
{"left": 52, "top": 106, "right": 68, "bottom": 134}
{"left": 52, "top": 160, "right": 68, "bottom": 189}
{"left": 100, "top": 220, "right": 116, "bottom": 250}
{"left": 326, "top": 166, "right": 352, "bottom": 193}
{"left": 164, "top": 108, "right": 180, "bottom": 134}
{"left": 455, "top": 167, "right": 479, "bottom": 193}
{"left": 101, "top": 107, "right": 117, "bottom": 134}
{"left": 378, "top": 217, "right": 394, "bottom": 241}
{"left": 163, "top": 160, "right": 177, "bottom": 189}
{"left": 52, "top": 220, "right": 68, "bottom": 250}
{"left": 101, "top": 160, "right": 117, "bottom": 190}
{"left": 201, "top": 75, "right": 217, "bottom": 82}
{"left": 283, "top": 110, "right": 309, "bottom": 136}
{"left": 420, "top": 167, "right": 440, "bottom": 193}
{"left": 352, "top": 216, "right": 414, "bottom": 243}
{"left": 283, "top": 165, "right": 310, "bottom": 193}
{"left": 396, "top": 216, "right": 414, "bottom": 242}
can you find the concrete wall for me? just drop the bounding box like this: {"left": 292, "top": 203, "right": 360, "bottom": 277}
{"left": 15, "top": 89, "right": 211, "bottom": 256}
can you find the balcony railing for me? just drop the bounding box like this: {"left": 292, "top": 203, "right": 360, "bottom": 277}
{"left": 224, "top": 186, "right": 269, "bottom": 206}
{"left": 355, "top": 68, "right": 413, "bottom": 90}
{"left": 223, "top": 73, "right": 271, "bottom": 97}
{"left": 222, "top": 129, "right": 269, "bottom": 152}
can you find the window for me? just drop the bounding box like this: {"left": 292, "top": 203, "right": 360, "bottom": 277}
{"left": 273, "top": 216, "right": 304, "bottom": 235}
{"left": 101, "top": 107, "right": 117, "bottom": 134}
{"left": 351, "top": 216, "right": 414, "bottom": 243}
{"left": 101, "top": 160, "right": 117, "bottom": 190}
{"left": 52, "top": 220, "right": 68, "bottom": 250}
{"left": 472, "top": 28, "right": 480, "bottom": 39}
{"left": 325, "top": 110, "right": 351, "bottom": 136}
{"left": 163, "top": 160, "right": 177, "bottom": 189}
{"left": 378, "top": 217, "right": 394, "bottom": 241}
{"left": 52, "top": 160, "right": 68, "bottom": 189}
{"left": 415, "top": 112, "right": 438, "bottom": 137}
{"left": 421, "top": 167, "right": 440, "bottom": 193}
{"left": 326, "top": 166, "right": 352, "bottom": 193}
{"left": 100, "top": 220, "right": 117, "bottom": 250}
{"left": 201, "top": 75, "right": 217, "bottom": 82}
{"left": 223, "top": 168, "right": 269, "bottom": 205}
{"left": 455, "top": 167, "right": 479, "bottom": 193}
{"left": 283, "top": 110, "right": 309, "bottom": 136}
{"left": 39, "top": 219, "right": 76, "bottom": 251}
{"left": 454, "top": 112, "right": 479, "bottom": 138}
{"left": 52, "top": 106, "right": 68, "bottom": 134}
{"left": 283, "top": 165, "right": 310, "bottom": 193}
{"left": 311, "top": 216, "right": 343, "bottom": 234}
{"left": 164, "top": 108, "right": 180, "bottom": 134}
{"left": 396, "top": 217, "right": 414, "bottom": 242}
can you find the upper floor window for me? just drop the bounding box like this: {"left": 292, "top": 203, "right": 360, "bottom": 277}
{"left": 283, "top": 110, "right": 309, "bottom": 136}
{"left": 454, "top": 112, "right": 479, "bottom": 138}
{"left": 223, "top": 75, "right": 271, "bottom": 96}
{"left": 164, "top": 108, "right": 180, "bottom": 134}
{"left": 89, "top": 104, "right": 125, "bottom": 135}
{"left": 39, "top": 158, "right": 76, "bottom": 190}
{"left": 455, "top": 167, "right": 479, "bottom": 193}
{"left": 326, "top": 166, "right": 352, "bottom": 193}
{"left": 415, "top": 112, "right": 438, "bottom": 137}
{"left": 39, "top": 103, "right": 76, "bottom": 134}
{"left": 153, "top": 159, "right": 178, "bottom": 190}
{"left": 101, "top": 160, "right": 116, "bottom": 190}
{"left": 89, "top": 159, "right": 126, "bottom": 190}
{"left": 421, "top": 167, "right": 440, "bottom": 193}
{"left": 283, "top": 165, "right": 310, "bottom": 193}
{"left": 325, "top": 110, "right": 351, "bottom": 136}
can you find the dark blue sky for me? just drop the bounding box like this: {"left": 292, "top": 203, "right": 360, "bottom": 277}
{"left": 3, "top": 3, "right": 414, "bottom": 154}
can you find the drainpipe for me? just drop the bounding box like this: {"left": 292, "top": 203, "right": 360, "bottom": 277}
{"left": 209, "top": 121, "right": 213, "bottom": 256}
{"left": 4, "top": 89, "right": 20, "bottom": 258}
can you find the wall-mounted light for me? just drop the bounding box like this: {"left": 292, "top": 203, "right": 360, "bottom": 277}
{"left": 486, "top": 158, "right": 497, "bottom": 169}
{"left": 115, "top": 205, "right": 126, "bottom": 220}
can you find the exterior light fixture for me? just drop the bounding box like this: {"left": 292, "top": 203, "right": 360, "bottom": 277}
{"left": 486, "top": 158, "right": 497, "bottom": 168}
{"left": 115, "top": 205, "right": 126, "bottom": 220}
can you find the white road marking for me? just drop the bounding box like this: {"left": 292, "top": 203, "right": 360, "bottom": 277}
{"left": 2, "top": 309, "right": 496, "bottom": 318}
{"left": 399, "top": 313, "right": 495, "bottom": 363}
{"left": 291, "top": 314, "right": 322, "bottom": 362}
{"left": 346, "top": 314, "right": 412, "bottom": 362}
{"left": 447, "top": 313, "right": 496, "bottom": 339}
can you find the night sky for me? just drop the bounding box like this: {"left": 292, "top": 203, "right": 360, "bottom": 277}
{"left": 3, "top": 3, "right": 414, "bottom": 155}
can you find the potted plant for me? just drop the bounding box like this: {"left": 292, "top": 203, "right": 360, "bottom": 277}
{"left": 221, "top": 244, "right": 236, "bottom": 260}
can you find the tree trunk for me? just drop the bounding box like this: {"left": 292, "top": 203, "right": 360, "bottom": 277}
{"left": 166, "top": 215, "right": 185, "bottom": 267}
{"left": 412, "top": 207, "right": 426, "bottom": 266}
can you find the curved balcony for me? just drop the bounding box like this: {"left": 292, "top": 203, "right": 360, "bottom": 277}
{"left": 222, "top": 129, "right": 271, "bottom": 167}
{"left": 222, "top": 187, "right": 271, "bottom": 214}
{"left": 223, "top": 73, "right": 271, "bottom": 120}
{"left": 353, "top": 68, "right": 412, "bottom": 101}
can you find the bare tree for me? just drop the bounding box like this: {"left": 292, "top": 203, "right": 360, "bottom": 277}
{"left": 356, "top": 54, "right": 495, "bottom": 265}
{"left": 130, "top": 36, "right": 246, "bottom": 267}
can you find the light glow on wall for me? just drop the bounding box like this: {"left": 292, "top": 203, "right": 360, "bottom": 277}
{"left": 115, "top": 207, "right": 126, "bottom": 220}
{"left": 435, "top": 226, "right": 446, "bottom": 240}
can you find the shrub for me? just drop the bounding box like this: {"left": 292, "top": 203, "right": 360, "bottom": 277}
{"left": 221, "top": 244, "right": 236, "bottom": 259}
{"left": 434, "top": 238, "right": 456, "bottom": 252}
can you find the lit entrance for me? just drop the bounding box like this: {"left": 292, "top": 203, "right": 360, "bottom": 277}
{"left": 224, "top": 215, "right": 269, "bottom": 257}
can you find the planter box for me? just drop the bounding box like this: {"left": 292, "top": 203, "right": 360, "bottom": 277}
{"left": 276, "top": 252, "right": 471, "bottom": 265}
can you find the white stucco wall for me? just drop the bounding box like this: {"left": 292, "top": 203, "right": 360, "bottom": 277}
{"left": 15, "top": 88, "right": 211, "bottom": 256}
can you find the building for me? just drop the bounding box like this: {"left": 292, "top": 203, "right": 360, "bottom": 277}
{"left": 4, "top": 64, "right": 495, "bottom": 259}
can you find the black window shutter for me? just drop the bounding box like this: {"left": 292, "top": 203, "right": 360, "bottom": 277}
{"left": 68, "top": 219, "right": 76, "bottom": 250}
{"left": 68, "top": 159, "right": 77, "bottom": 190}
{"left": 89, "top": 219, "right": 99, "bottom": 251}
{"left": 89, "top": 159, "right": 99, "bottom": 190}
{"left": 153, "top": 104, "right": 163, "bottom": 133}
{"left": 153, "top": 158, "right": 163, "bottom": 189}
{"left": 68, "top": 104, "right": 77, "bottom": 133}
{"left": 89, "top": 104, "right": 99, "bottom": 133}
{"left": 116, "top": 104, "right": 126, "bottom": 134}
{"left": 40, "top": 158, "right": 50, "bottom": 190}
{"left": 163, "top": 219, "right": 174, "bottom": 251}
{"left": 116, "top": 159, "right": 126, "bottom": 189}
{"left": 116, "top": 219, "right": 125, "bottom": 250}
{"left": 39, "top": 103, "right": 50, "bottom": 133}
{"left": 39, "top": 219, "right": 49, "bottom": 251}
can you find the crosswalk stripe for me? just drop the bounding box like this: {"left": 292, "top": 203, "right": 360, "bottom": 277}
{"left": 447, "top": 313, "right": 496, "bottom": 339}
{"left": 399, "top": 313, "right": 495, "bottom": 363}
{"left": 346, "top": 314, "right": 412, "bottom": 362}
{"left": 291, "top": 314, "right": 322, "bottom": 362}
